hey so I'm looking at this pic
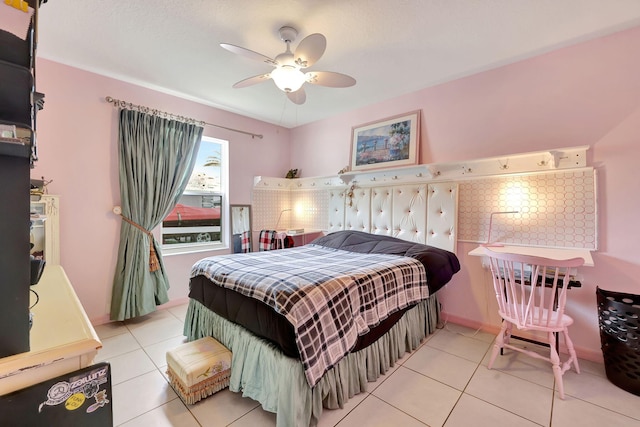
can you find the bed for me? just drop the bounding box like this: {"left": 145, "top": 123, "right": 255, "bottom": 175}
{"left": 185, "top": 230, "right": 459, "bottom": 426}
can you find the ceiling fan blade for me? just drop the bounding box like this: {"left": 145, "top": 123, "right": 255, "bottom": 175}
{"left": 294, "top": 33, "right": 326, "bottom": 68}
{"left": 305, "top": 71, "right": 356, "bottom": 88}
{"left": 287, "top": 87, "right": 306, "bottom": 105}
{"left": 220, "top": 43, "right": 277, "bottom": 66}
{"left": 233, "top": 73, "right": 272, "bottom": 88}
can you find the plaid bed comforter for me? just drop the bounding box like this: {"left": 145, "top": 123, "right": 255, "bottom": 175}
{"left": 190, "top": 244, "right": 429, "bottom": 387}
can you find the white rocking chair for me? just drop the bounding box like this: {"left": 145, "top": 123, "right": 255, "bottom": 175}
{"left": 481, "top": 247, "right": 585, "bottom": 399}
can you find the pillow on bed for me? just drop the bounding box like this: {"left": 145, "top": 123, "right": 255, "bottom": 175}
{"left": 310, "top": 230, "right": 460, "bottom": 293}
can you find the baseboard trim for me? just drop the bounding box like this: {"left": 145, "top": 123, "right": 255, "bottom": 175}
{"left": 92, "top": 297, "right": 192, "bottom": 326}
{"left": 441, "top": 311, "right": 604, "bottom": 364}
{"left": 91, "top": 314, "right": 112, "bottom": 326}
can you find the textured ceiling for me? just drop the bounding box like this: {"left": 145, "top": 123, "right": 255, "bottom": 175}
{"left": 37, "top": 0, "right": 640, "bottom": 128}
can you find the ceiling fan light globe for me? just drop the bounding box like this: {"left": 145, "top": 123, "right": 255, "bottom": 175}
{"left": 271, "top": 66, "right": 306, "bottom": 93}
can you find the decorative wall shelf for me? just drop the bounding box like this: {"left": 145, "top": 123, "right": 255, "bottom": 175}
{"left": 424, "top": 145, "right": 588, "bottom": 180}
{"left": 254, "top": 145, "right": 590, "bottom": 190}
{"left": 253, "top": 175, "right": 344, "bottom": 190}
{"left": 338, "top": 164, "right": 433, "bottom": 185}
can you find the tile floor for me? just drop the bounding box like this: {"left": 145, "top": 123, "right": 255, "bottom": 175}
{"left": 94, "top": 303, "right": 640, "bottom": 426}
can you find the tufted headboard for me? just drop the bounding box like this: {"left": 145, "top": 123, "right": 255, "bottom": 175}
{"left": 327, "top": 182, "right": 458, "bottom": 253}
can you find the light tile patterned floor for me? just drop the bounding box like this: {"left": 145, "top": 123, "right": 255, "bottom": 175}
{"left": 94, "top": 303, "right": 640, "bottom": 427}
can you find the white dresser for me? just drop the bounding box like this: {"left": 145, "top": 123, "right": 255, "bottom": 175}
{"left": 0, "top": 265, "right": 101, "bottom": 395}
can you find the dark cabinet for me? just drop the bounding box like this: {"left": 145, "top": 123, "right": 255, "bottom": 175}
{"left": 0, "top": 0, "right": 45, "bottom": 358}
{"left": 0, "top": 143, "right": 31, "bottom": 358}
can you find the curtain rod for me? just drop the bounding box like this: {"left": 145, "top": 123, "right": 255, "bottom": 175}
{"left": 105, "top": 96, "right": 263, "bottom": 139}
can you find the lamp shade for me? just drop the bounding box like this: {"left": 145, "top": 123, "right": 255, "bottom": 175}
{"left": 270, "top": 66, "right": 306, "bottom": 92}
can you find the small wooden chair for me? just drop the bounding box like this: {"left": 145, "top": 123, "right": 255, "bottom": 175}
{"left": 481, "top": 247, "right": 584, "bottom": 399}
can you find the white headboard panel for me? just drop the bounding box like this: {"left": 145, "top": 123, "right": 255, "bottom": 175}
{"left": 345, "top": 187, "right": 371, "bottom": 232}
{"left": 426, "top": 183, "right": 458, "bottom": 253}
{"left": 328, "top": 189, "right": 345, "bottom": 233}
{"left": 392, "top": 184, "right": 428, "bottom": 244}
{"left": 330, "top": 181, "right": 458, "bottom": 252}
{"left": 371, "top": 186, "right": 393, "bottom": 236}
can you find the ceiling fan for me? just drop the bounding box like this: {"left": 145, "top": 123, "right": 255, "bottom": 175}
{"left": 220, "top": 26, "right": 356, "bottom": 105}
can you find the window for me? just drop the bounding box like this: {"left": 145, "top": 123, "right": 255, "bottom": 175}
{"left": 161, "top": 136, "right": 229, "bottom": 254}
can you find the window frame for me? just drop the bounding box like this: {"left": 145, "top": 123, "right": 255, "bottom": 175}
{"left": 161, "top": 136, "right": 229, "bottom": 256}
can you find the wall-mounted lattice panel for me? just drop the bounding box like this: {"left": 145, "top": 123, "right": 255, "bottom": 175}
{"left": 458, "top": 168, "right": 597, "bottom": 249}
{"left": 253, "top": 188, "right": 330, "bottom": 232}
{"left": 252, "top": 189, "right": 291, "bottom": 231}
{"left": 292, "top": 189, "right": 330, "bottom": 232}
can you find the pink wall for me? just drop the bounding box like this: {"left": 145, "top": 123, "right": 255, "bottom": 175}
{"left": 32, "top": 60, "right": 292, "bottom": 324}
{"left": 291, "top": 27, "right": 640, "bottom": 360}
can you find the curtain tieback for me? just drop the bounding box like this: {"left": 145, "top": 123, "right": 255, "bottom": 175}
{"left": 120, "top": 215, "right": 160, "bottom": 272}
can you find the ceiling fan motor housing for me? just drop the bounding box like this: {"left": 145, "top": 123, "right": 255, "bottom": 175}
{"left": 278, "top": 26, "right": 298, "bottom": 43}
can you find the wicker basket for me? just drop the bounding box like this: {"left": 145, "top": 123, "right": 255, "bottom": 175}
{"left": 596, "top": 287, "right": 640, "bottom": 396}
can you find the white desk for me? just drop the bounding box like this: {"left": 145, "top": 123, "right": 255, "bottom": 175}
{"left": 274, "top": 229, "right": 324, "bottom": 247}
{"left": 286, "top": 229, "right": 324, "bottom": 246}
{"left": 468, "top": 245, "right": 594, "bottom": 267}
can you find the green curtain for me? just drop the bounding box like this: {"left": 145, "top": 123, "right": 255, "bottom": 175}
{"left": 110, "top": 109, "right": 203, "bottom": 321}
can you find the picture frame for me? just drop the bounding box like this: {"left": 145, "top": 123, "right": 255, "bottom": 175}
{"left": 349, "top": 110, "right": 421, "bottom": 172}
